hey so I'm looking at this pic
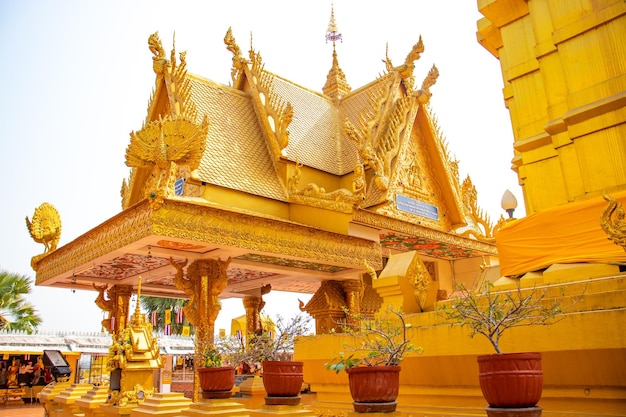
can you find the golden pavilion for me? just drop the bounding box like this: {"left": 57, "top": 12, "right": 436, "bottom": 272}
{"left": 27, "top": 1, "right": 626, "bottom": 416}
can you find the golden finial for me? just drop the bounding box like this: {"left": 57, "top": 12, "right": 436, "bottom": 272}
{"left": 325, "top": 2, "right": 342, "bottom": 45}
{"left": 323, "top": 2, "right": 350, "bottom": 101}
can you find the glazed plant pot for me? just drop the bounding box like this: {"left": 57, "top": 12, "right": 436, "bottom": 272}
{"left": 347, "top": 365, "right": 401, "bottom": 413}
{"left": 198, "top": 366, "right": 236, "bottom": 399}
{"left": 478, "top": 352, "right": 543, "bottom": 408}
{"left": 262, "top": 360, "right": 304, "bottom": 405}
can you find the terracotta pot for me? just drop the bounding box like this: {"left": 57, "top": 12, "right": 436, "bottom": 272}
{"left": 478, "top": 352, "right": 543, "bottom": 408}
{"left": 347, "top": 365, "right": 401, "bottom": 413}
{"left": 262, "top": 360, "right": 304, "bottom": 405}
{"left": 198, "top": 366, "right": 235, "bottom": 399}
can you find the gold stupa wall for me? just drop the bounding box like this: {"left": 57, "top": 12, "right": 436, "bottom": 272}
{"left": 477, "top": 0, "right": 626, "bottom": 215}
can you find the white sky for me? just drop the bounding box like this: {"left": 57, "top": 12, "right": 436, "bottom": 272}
{"left": 0, "top": 0, "right": 524, "bottom": 333}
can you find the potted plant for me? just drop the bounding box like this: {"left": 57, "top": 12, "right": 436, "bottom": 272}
{"left": 324, "top": 306, "right": 420, "bottom": 413}
{"left": 439, "top": 280, "right": 569, "bottom": 411}
{"left": 195, "top": 341, "right": 236, "bottom": 399}
{"left": 246, "top": 313, "right": 312, "bottom": 405}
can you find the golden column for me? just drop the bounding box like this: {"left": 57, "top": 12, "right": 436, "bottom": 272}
{"left": 342, "top": 279, "right": 364, "bottom": 319}
{"left": 170, "top": 257, "right": 231, "bottom": 401}
{"left": 94, "top": 284, "right": 133, "bottom": 336}
{"left": 242, "top": 284, "right": 271, "bottom": 335}
{"left": 243, "top": 297, "right": 263, "bottom": 336}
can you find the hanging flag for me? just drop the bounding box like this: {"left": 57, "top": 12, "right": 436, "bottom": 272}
{"left": 181, "top": 325, "right": 190, "bottom": 337}
{"left": 176, "top": 307, "right": 184, "bottom": 324}
{"left": 164, "top": 324, "right": 171, "bottom": 335}
{"left": 150, "top": 311, "right": 157, "bottom": 326}
{"left": 164, "top": 309, "right": 171, "bottom": 325}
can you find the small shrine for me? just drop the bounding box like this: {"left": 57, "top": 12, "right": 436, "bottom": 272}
{"left": 104, "top": 278, "right": 161, "bottom": 407}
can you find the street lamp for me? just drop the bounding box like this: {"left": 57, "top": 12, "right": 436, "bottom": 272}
{"left": 501, "top": 189, "right": 518, "bottom": 219}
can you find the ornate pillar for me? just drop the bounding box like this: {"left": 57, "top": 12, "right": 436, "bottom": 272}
{"left": 94, "top": 284, "right": 133, "bottom": 336}
{"left": 342, "top": 279, "right": 364, "bottom": 317}
{"left": 241, "top": 284, "right": 272, "bottom": 336}
{"left": 169, "top": 257, "right": 231, "bottom": 401}
{"left": 243, "top": 297, "right": 263, "bottom": 336}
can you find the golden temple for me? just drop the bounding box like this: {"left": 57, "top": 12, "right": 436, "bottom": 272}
{"left": 27, "top": 1, "right": 626, "bottom": 416}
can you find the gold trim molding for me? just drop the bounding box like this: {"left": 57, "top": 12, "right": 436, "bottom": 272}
{"left": 153, "top": 199, "right": 382, "bottom": 269}
{"left": 353, "top": 209, "right": 497, "bottom": 255}
{"left": 35, "top": 202, "right": 154, "bottom": 284}
{"left": 35, "top": 199, "right": 383, "bottom": 286}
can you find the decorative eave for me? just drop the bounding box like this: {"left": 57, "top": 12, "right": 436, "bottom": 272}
{"left": 33, "top": 198, "right": 383, "bottom": 291}
{"left": 352, "top": 209, "right": 497, "bottom": 258}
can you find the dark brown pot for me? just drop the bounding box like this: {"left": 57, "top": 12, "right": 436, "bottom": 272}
{"left": 198, "top": 366, "right": 235, "bottom": 399}
{"left": 478, "top": 352, "right": 543, "bottom": 408}
{"left": 262, "top": 360, "right": 304, "bottom": 405}
{"left": 347, "top": 365, "right": 401, "bottom": 413}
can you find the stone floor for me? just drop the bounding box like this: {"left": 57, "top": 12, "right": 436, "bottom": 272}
{"left": 0, "top": 403, "right": 44, "bottom": 417}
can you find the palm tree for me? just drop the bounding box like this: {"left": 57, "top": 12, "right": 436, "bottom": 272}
{"left": 141, "top": 296, "right": 192, "bottom": 336}
{"left": 0, "top": 270, "right": 41, "bottom": 333}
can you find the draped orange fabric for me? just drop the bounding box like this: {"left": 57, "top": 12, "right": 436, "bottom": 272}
{"left": 495, "top": 191, "right": 626, "bottom": 276}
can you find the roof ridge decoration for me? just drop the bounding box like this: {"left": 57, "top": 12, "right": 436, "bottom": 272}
{"left": 224, "top": 28, "right": 294, "bottom": 163}
{"left": 123, "top": 32, "right": 209, "bottom": 210}
{"left": 344, "top": 38, "right": 439, "bottom": 193}
{"left": 422, "top": 105, "right": 466, "bottom": 217}
{"left": 456, "top": 176, "right": 497, "bottom": 240}
{"left": 287, "top": 156, "right": 367, "bottom": 213}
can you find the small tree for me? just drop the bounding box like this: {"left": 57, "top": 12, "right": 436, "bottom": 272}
{"left": 246, "top": 313, "right": 312, "bottom": 362}
{"left": 440, "top": 281, "right": 569, "bottom": 354}
{"left": 325, "top": 305, "right": 420, "bottom": 373}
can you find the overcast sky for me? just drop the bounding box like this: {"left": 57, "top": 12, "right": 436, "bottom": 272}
{"left": 0, "top": 0, "right": 524, "bottom": 333}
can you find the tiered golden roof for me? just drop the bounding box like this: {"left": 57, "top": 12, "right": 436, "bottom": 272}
{"left": 31, "top": 22, "right": 496, "bottom": 305}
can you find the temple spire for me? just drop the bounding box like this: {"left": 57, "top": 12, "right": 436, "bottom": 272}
{"left": 323, "top": 2, "right": 351, "bottom": 102}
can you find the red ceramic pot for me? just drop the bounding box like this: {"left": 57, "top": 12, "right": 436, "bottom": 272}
{"left": 198, "top": 366, "right": 235, "bottom": 399}
{"left": 478, "top": 352, "right": 543, "bottom": 408}
{"left": 347, "top": 365, "right": 401, "bottom": 413}
{"left": 262, "top": 360, "right": 304, "bottom": 405}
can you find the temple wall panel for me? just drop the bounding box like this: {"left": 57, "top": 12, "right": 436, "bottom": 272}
{"left": 557, "top": 143, "right": 586, "bottom": 201}
{"left": 448, "top": 257, "right": 485, "bottom": 291}
{"left": 518, "top": 156, "right": 569, "bottom": 212}
{"left": 200, "top": 184, "right": 289, "bottom": 219}
{"left": 288, "top": 205, "right": 353, "bottom": 235}
{"left": 573, "top": 125, "right": 626, "bottom": 194}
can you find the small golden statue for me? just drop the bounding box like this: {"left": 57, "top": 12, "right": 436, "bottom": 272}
{"left": 25, "top": 202, "right": 61, "bottom": 270}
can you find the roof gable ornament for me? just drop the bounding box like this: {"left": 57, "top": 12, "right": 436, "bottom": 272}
{"left": 224, "top": 27, "right": 246, "bottom": 87}
{"left": 323, "top": 3, "right": 351, "bottom": 102}
{"left": 223, "top": 28, "right": 294, "bottom": 162}
{"left": 344, "top": 80, "right": 414, "bottom": 191}
{"left": 344, "top": 39, "right": 441, "bottom": 193}
{"left": 455, "top": 176, "right": 497, "bottom": 240}
{"left": 124, "top": 32, "right": 210, "bottom": 210}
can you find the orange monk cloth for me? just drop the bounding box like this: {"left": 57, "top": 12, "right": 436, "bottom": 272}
{"left": 495, "top": 190, "right": 626, "bottom": 277}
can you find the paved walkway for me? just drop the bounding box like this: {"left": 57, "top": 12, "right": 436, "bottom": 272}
{"left": 0, "top": 403, "right": 44, "bottom": 417}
